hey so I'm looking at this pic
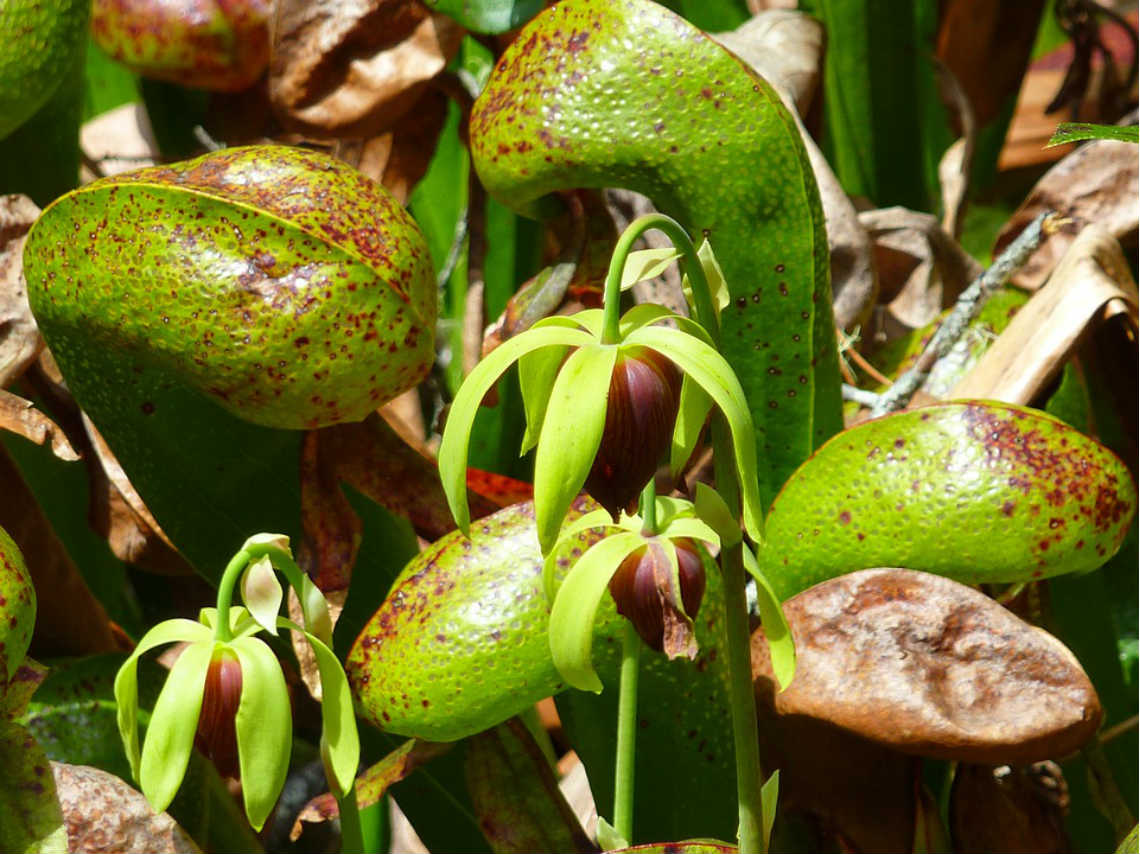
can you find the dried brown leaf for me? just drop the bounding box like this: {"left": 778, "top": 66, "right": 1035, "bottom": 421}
{"left": 714, "top": 11, "right": 823, "bottom": 117}
{"left": 754, "top": 680, "right": 918, "bottom": 853}
{"left": 950, "top": 762, "right": 1071, "bottom": 853}
{"left": 300, "top": 414, "right": 506, "bottom": 590}
{"left": 0, "top": 195, "right": 43, "bottom": 387}
{"left": 951, "top": 225, "right": 1138, "bottom": 403}
{"left": 52, "top": 762, "right": 201, "bottom": 853}
{"left": 859, "top": 207, "right": 983, "bottom": 340}
{"left": 79, "top": 103, "right": 160, "bottom": 183}
{"left": 334, "top": 87, "right": 449, "bottom": 204}
{"left": 0, "top": 444, "right": 118, "bottom": 657}
{"left": 0, "top": 389, "right": 77, "bottom": 461}
{"left": 288, "top": 585, "right": 345, "bottom": 702}
{"left": 270, "top": 0, "right": 463, "bottom": 139}
{"left": 995, "top": 139, "right": 1139, "bottom": 290}
{"left": 751, "top": 568, "right": 1103, "bottom": 764}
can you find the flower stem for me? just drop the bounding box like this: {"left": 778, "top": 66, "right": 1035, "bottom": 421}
{"left": 601, "top": 213, "right": 716, "bottom": 346}
{"left": 613, "top": 619, "right": 641, "bottom": 844}
{"left": 336, "top": 781, "right": 366, "bottom": 854}
{"left": 213, "top": 548, "right": 252, "bottom": 642}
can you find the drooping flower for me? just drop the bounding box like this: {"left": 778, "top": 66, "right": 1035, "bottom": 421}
{"left": 608, "top": 537, "right": 705, "bottom": 655}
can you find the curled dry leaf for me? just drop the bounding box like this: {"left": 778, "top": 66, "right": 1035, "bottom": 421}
{"left": 79, "top": 102, "right": 159, "bottom": 182}
{"left": 751, "top": 569, "right": 1103, "bottom": 764}
{"left": 270, "top": 0, "right": 463, "bottom": 139}
{"left": 52, "top": 762, "right": 201, "bottom": 853}
{"left": 952, "top": 225, "right": 1139, "bottom": 404}
{"left": 0, "top": 389, "right": 77, "bottom": 461}
{"left": 714, "top": 12, "right": 877, "bottom": 330}
{"left": 995, "top": 139, "right": 1139, "bottom": 290}
{"left": 950, "top": 762, "right": 1071, "bottom": 854}
{"left": 0, "top": 194, "right": 43, "bottom": 387}
{"left": 858, "top": 206, "right": 983, "bottom": 340}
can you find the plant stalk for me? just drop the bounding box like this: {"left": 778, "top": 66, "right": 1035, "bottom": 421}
{"left": 336, "top": 780, "right": 366, "bottom": 854}
{"left": 613, "top": 619, "right": 641, "bottom": 844}
{"left": 213, "top": 548, "right": 252, "bottom": 642}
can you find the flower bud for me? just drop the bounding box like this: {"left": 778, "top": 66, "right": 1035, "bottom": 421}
{"left": 608, "top": 538, "right": 705, "bottom": 657}
{"left": 586, "top": 347, "right": 682, "bottom": 518}
{"left": 194, "top": 649, "right": 243, "bottom": 778}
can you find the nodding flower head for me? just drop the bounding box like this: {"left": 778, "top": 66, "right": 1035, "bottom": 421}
{"left": 608, "top": 536, "right": 705, "bottom": 655}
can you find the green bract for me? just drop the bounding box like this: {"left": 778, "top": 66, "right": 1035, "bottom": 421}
{"left": 439, "top": 307, "right": 765, "bottom": 555}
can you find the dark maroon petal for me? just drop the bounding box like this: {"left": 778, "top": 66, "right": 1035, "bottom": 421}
{"left": 194, "top": 649, "right": 243, "bottom": 779}
{"left": 608, "top": 538, "right": 705, "bottom": 656}
{"left": 585, "top": 346, "right": 681, "bottom": 518}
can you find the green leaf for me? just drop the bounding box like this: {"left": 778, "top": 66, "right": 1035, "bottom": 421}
{"left": 1047, "top": 123, "right": 1139, "bottom": 147}
{"left": 469, "top": 0, "right": 843, "bottom": 505}
{"left": 240, "top": 557, "right": 282, "bottom": 637}
{"left": 0, "top": 722, "right": 67, "bottom": 853}
{"left": 549, "top": 531, "right": 646, "bottom": 692}
{"left": 425, "top": 0, "right": 545, "bottom": 33}
{"left": 139, "top": 641, "right": 212, "bottom": 814}
{"left": 303, "top": 631, "right": 359, "bottom": 798}
{"left": 597, "top": 817, "right": 631, "bottom": 851}
{"left": 533, "top": 344, "right": 617, "bottom": 553}
{"left": 115, "top": 619, "right": 211, "bottom": 779}
{"left": 760, "top": 402, "right": 1138, "bottom": 598}
{"left": 693, "top": 483, "right": 741, "bottom": 548}
{"left": 761, "top": 770, "right": 780, "bottom": 853}
{"left": 620, "top": 247, "right": 683, "bottom": 290}
{"left": 626, "top": 324, "right": 765, "bottom": 542}
{"left": 231, "top": 636, "right": 292, "bottom": 831}
{"left": 0, "top": 527, "right": 34, "bottom": 682}
{"left": 518, "top": 343, "right": 570, "bottom": 454}
{"left": 742, "top": 544, "right": 795, "bottom": 691}
{"left": 439, "top": 324, "right": 594, "bottom": 534}
{"left": 465, "top": 720, "right": 594, "bottom": 854}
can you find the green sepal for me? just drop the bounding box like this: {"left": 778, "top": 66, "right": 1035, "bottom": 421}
{"left": 114, "top": 618, "right": 211, "bottom": 780}
{"left": 657, "top": 517, "right": 719, "bottom": 552}
{"left": 616, "top": 302, "right": 678, "bottom": 336}
{"left": 139, "top": 640, "right": 213, "bottom": 813}
{"left": 596, "top": 816, "right": 631, "bottom": 851}
{"left": 670, "top": 374, "right": 713, "bottom": 478}
{"left": 439, "top": 324, "right": 594, "bottom": 535}
{"left": 534, "top": 344, "right": 618, "bottom": 554}
{"left": 535, "top": 310, "right": 603, "bottom": 337}
{"left": 549, "top": 530, "right": 646, "bottom": 692}
{"left": 693, "top": 483, "right": 742, "bottom": 548}
{"left": 620, "top": 247, "right": 682, "bottom": 290}
{"left": 278, "top": 617, "right": 360, "bottom": 798}
{"left": 231, "top": 635, "right": 292, "bottom": 831}
{"left": 742, "top": 544, "right": 795, "bottom": 691}
{"left": 199, "top": 606, "right": 260, "bottom": 639}
{"left": 518, "top": 343, "right": 570, "bottom": 454}
{"left": 625, "top": 324, "right": 765, "bottom": 543}
{"left": 299, "top": 575, "right": 334, "bottom": 647}
{"left": 543, "top": 508, "right": 619, "bottom": 602}
{"left": 240, "top": 556, "right": 282, "bottom": 637}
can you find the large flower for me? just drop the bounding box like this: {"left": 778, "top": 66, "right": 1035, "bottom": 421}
{"left": 439, "top": 303, "right": 765, "bottom": 555}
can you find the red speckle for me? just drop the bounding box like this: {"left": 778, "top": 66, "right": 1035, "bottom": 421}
{"left": 838, "top": 510, "right": 851, "bottom": 525}
{"left": 1001, "top": 501, "right": 1016, "bottom": 516}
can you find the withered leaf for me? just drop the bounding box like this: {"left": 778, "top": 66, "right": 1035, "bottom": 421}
{"left": 950, "top": 762, "right": 1071, "bottom": 854}
{"left": 53, "top": 762, "right": 200, "bottom": 853}
{"left": 995, "top": 139, "right": 1139, "bottom": 290}
{"left": 270, "top": 0, "right": 463, "bottom": 139}
{"left": 751, "top": 568, "right": 1102, "bottom": 764}
{"left": 0, "top": 194, "right": 43, "bottom": 387}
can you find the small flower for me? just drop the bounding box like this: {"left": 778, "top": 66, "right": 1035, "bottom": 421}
{"left": 115, "top": 535, "right": 360, "bottom": 830}
{"left": 544, "top": 497, "right": 719, "bottom": 692}
{"left": 608, "top": 537, "right": 705, "bottom": 656}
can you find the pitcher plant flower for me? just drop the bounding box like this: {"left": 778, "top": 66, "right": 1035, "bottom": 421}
{"left": 114, "top": 534, "right": 359, "bottom": 831}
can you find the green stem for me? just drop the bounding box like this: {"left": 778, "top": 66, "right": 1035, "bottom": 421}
{"left": 213, "top": 548, "right": 252, "bottom": 642}
{"left": 601, "top": 213, "right": 716, "bottom": 346}
{"left": 613, "top": 619, "right": 641, "bottom": 843}
{"left": 336, "top": 780, "right": 366, "bottom": 854}
{"left": 638, "top": 478, "right": 658, "bottom": 536}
